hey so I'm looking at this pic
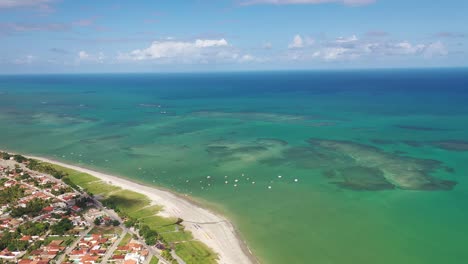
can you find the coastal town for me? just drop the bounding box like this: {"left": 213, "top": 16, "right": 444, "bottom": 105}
{"left": 0, "top": 152, "right": 173, "bottom": 264}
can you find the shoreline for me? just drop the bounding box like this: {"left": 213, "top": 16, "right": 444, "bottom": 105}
{"left": 3, "top": 150, "right": 257, "bottom": 264}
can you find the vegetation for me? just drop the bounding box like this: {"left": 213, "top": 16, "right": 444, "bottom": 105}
{"left": 51, "top": 218, "right": 74, "bottom": 235}
{"left": 0, "top": 185, "right": 25, "bottom": 204}
{"left": 10, "top": 198, "right": 50, "bottom": 217}
{"left": 118, "top": 233, "right": 133, "bottom": 246}
{"left": 138, "top": 224, "right": 159, "bottom": 245}
{"left": 18, "top": 221, "right": 50, "bottom": 236}
{"left": 27, "top": 159, "right": 67, "bottom": 179}
{"left": 0, "top": 152, "right": 11, "bottom": 160}
{"left": 149, "top": 256, "right": 160, "bottom": 264}
{"left": 13, "top": 154, "right": 28, "bottom": 163}
{"left": 175, "top": 241, "right": 219, "bottom": 264}
{"left": 0, "top": 231, "right": 28, "bottom": 251}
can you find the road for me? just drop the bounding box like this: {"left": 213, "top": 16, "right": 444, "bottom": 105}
{"left": 100, "top": 229, "right": 128, "bottom": 264}
{"left": 89, "top": 196, "right": 170, "bottom": 264}
{"left": 56, "top": 224, "right": 94, "bottom": 264}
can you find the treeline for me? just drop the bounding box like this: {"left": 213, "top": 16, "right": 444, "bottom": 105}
{"left": 0, "top": 152, "right": 27, "bottom": 163}
{"left": 27, "top": 159, "right": 67, "bottom": 179}
{"left": 1, "top": 152, "right": 68, "bottom": 180}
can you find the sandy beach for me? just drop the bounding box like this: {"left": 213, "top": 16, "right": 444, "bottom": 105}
{"left": 24, "top": 155, "right": 257, "bottom": 264}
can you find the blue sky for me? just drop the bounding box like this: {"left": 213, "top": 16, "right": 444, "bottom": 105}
{"left": 0, "top": 0, "right": 467, "bottom": 73}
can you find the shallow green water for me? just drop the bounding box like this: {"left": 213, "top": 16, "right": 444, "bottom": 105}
{"left": 1, "top": 70, "right": 467, "bottom": 263}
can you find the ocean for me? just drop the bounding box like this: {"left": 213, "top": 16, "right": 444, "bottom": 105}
{"left": 1, "top": 69, "right": 467, "bottom": 264}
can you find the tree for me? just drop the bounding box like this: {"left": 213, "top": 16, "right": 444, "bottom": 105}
{"left": 112, "top": 220, "right": 120, "bottom": 226}
{"left": 10, "top": 198, "right": 50, "bottom": 217}
{"left": 51, "top": 218, "right": 74, "bottom": 235}
{"left": 13, "top": 155, "right": 27, "bottom": 163}
{"left": 18, "top": 221, "right": 50, "bottom": 236}
{"left": 0, "top": 152, "right": 11, "bottom": 160}
{"left": 94, "top": 217, "right": 102, "bottom": 225}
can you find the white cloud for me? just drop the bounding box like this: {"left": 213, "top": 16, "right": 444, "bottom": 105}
{"left": 287, "top": 34, "right": 449, "bottom": 62}
{"left": 194, "top": 39, "right": 228, "bottom": 48}
{"left": 240, "top": 0, "right": 375, "bottom": 6}
{"left": 423, "top": 41, "right": 448, "bottom": 58}
{"left": 335, "top": 35, "right": 358, "bottom": 43}
{"left": 13, "top": 55, "right": 35, "bottom": 65}
{"left": 313, "top": 47, "right": 354, "bottom": 61}
{"left": 78, "top": 51, "right": 105, "bottom": 63}
{"left": 288, "top": 34, "right": 314, "bottom": 49}
{"left": 78, "top": 51, "right": 89, "bottom": 60}
{"left": 288, "top": 35, "right": 304, "bottom": 49}
{"left": 122, "top": 39, "right": 228, "bottom": 61}
{"left": 119, "top": 38, "right": 255, "bottom": 64}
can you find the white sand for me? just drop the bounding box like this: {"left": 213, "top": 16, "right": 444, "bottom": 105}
{"left": 27, "top": 156, "right": 256, "bottom": 264}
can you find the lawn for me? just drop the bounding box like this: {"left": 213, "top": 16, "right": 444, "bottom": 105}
{"left": 160, "top": 231, "right": 193, "bottom": 243}
{"left": 44, "top": 235, "right": 77, "bottom": 246}
{"left": 118, "top": 233, "right": 133, "bottom": 246}
{"left": 149, "top": 256, "right": 159, "bottom": 264}
{"left": 90, "top": 225, "right": 122, "bottom": 235}
{"left": 175, "top": 241, "right": 218, "bottom": 264}
{"left": 131, "top": 205, "right": 162, "bottom": 219}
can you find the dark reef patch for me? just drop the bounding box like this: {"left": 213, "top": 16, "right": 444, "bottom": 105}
{"left": 330, "top": 166, "right": 395, "bottom": 191}
{"left": 402, "top": 140, "right": 425, "bottom": 147}
{"left": 306, "top": 139, "right": 457, "bottom": 191}
{"left": 395, "top": 125, "right": 452, "bottom": 131}
{"left": 431, "top": 140, "right": 468, "bottom": 151}
{"left": 371, "top": 139, "right": 396, "bottom": 145}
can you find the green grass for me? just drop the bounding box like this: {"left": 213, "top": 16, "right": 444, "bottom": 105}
{"left": 50, "top": 164, "right": 99, "bottom": 186}
{"left": 149, "top": 256, "right": 159, "bottom": 264}
{"left": 82, "top": 181, "right": 121, "bottom": 195}
{"left": 131, "top": 205, "right": 162, "bottom": 219}
{"left": 160, "top": 231, "right": 193, "bottom": 243}
{"left": 119, "top": 233, "right": 132, "bottom": 246}
{"left": 44, "top": 235, "right": 77, "bottom": 246}
{"left": 175, "top": 241, "right": 218, "bottom": 264}
{"left": 140, "top": 215, "right": 177, "bottom": 227}
{"left": 90, "top": 225, "right": 122, "bottom": 235}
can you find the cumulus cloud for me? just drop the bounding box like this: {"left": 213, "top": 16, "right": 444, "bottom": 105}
{"left": 77, "top": 51, "right": 105, "bottom": 63}
{"left": 288, "top": 34, "right": 314, "bottom": 49}
{"left": 240, "top": 0, "right": 375, "bottom": 6}
{"left": 335, "top": 35, "right": 358, "bottom": 43}
{"left": 288, "top": 35, "right": 304, "bottom": 48}
{"left": 13, "top": 55, "right": 35, "bottom": 65}
{"left": 119, "top": 38, "right": 255, "bottom": 64}
{"left": 286, "top": 34, "right": 449, "bottom": 62}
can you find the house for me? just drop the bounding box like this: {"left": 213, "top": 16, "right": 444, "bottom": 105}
{"left": 42, "top": 206, "right": 54, "bottom": 213}
{"left": 20, "top": 235, "right": 32, "bottom": 242}
{"left": 71, "top": 205, "right": 82, "bottom": 212}
{"left": 125, "top": 253, "right": 145, "bottom": 264}
{"left": 0, "top": 248, "right": 21, "bottom": 260}
{"left": 80, "top": 254, "right": 100, "bottom": 264}
{"left": 4, "top": 179, "right": 17, "bottom": 187}
{"left": 127, "top": 242, "right": 143, "bottom": 251}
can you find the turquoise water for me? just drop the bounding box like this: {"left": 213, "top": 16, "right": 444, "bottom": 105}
{"left": 1, "top": 70, "right": 468, "bottom": 263}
